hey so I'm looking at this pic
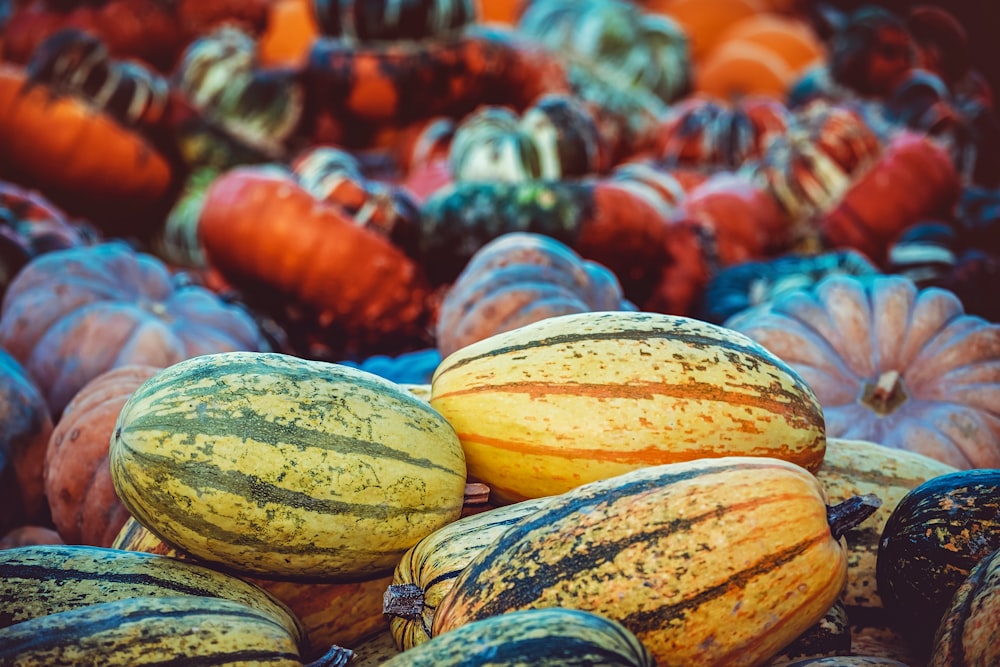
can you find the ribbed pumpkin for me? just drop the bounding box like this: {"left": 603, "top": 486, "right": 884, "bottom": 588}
{"left": 44, "top": 365, "right": 161, "bottom": 548}
{"left": 0, "top": 348, "right": 53, "bottom": 535}
{"left": 432, "top": 456, "right": 881, "bottom": 666}
{"left": 435, "top": 232, "right": 632, "bottom": 357}
{"left": 726, "top": 274, "right": 1000, "bottom": 469}
{"left": 0, "top": 241, "right": 269, "bottom": 417}
{"left": 110, "top": 351, "right": 467, "bottom": 580}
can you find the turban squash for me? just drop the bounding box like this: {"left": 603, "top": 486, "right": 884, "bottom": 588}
{"left": 726, "top": 274, "right": 1000, "bottom": 469}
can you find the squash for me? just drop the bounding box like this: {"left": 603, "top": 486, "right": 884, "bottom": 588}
{"left": 876, "top": 469, "right": 1000, "bottom": 658}
{"left": 435, "top": 232, "right": 632, "bottom": 357}
{"left": 928, "top": 545, "right": 1000, "bottom": 667}
{"left": 112, "top": 515, "right": 392, "bottom": 659}
{"left": 0, "top": 63, "right": 173, "bottom": 234}
{"left": 110, "top": 351, "right": 467, "bottom": 580}
{"left": 432, "top": 456, "right": 882, "bottom": 666}
{"left": 45, "top": 365, "right": 161, "bottom": 548}
{"left": 763, "top": 600, "right": 851, "bottom": 666}
{"left": 197, "top": 165, "right": 432, "bottom": 357}
{"left": 819, "top": 130, "right": 961, "bottom": 264}
{"left": 0, "top": 348, "right": 54, "bottom": 538}
{"left": 814, "top": 438, "right": 958, "bottom": 614}
{"left": 697, "top": 249, "right": 880, "bottom": 324}
{"left": 432, "top": 310, "right": 826, "bottom": 503}
{"left": 0, "top": 241, "right": 270, "bottom": 418}
{"left": 0, "top": 525, "right": 63, "bottom": 549}
{"left": 385, "top": 496, "right": 552, "bottom": 649}
{"left": 388, "top": 607, "right": 655, "bottom": 666}
{"left": 726, "top": 274, "right": 1000, "bottom": 469}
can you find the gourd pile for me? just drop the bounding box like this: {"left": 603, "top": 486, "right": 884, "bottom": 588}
{"left": 0, "top": 1, "right": 998, "bottom": 666}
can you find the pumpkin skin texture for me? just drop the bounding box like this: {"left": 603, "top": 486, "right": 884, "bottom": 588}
{"left": 45, "top": 365, "right": 161, "bottom": 548}
{"left": 435, "top": 232, "right": 632, "bottom": 357}
{"left": 726, "top": 274, "right": 1000, "bottom": 469}
{"left": 876, "top": 469, "right": 1000, "bottom": 659}
{"left": 0, "top": 348, "right": 53, "bottom": 535}
{"left": 0, "top": 241, "right": 269, "bottom": 418}
{"left": 928, "top": 545, "right": 1000, "bottom": 667}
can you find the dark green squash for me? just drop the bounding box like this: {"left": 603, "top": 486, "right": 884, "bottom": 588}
{"left": 928, "top": 545, "right": 1000, "bottom": 667}
{"left": 876, "top": 469, "right": 1000, "bottom": 658}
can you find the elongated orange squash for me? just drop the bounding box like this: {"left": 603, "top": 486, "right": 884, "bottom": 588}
{"left": 430, "top": 310, "right": 826, "bottom": 502}
{"left": 432, "top": 456, "right": 881, "bottom": 667}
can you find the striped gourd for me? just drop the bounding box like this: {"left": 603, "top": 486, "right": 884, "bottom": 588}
{"left": 349, "top": 631, "right": 402, "bottom": 667}
{"left": 929, "top": 545, "right": 1000, "bottom": 667}
{"left": 763, "top": 600, "right": 851, "bottom": 666}
{"left": 430, "top": 310, "right": 826, "bottom": 502}
{"left": 385, "top": 496, "right": 552, "bottom": 649}
{"left": 384, "top": 608, "right": 655, "bottom": 667}
{"left": 782, "top": 659, "right": 911, "bottom": 667}
{"left": 0, "top": 544, "right": 305, "bottom": 650}
{"left": 113, "top": 505, "right": 395, "bottom": 658}
{"left": 0, "top": 595, "right": 344, "bottom": 666}
{"left": 815, "top": 438, "right": 958, "bottom": 613}
{"left": 432, "top": 457, "right": 881, "bottom": 667}
{"left": 110, "top": 351, "right": 467, "bottom": 580}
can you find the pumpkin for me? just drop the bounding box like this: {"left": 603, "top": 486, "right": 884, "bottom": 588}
{"left": 0, "top": 525, "right": 63, "bottom": 549}
{"left": 653, "top": 95, "right": 792, "bottom": 168}
{"left": 876, "top": 469, "right": 1000, "bottom": 658}
{"left": 0, "top": 63, "right": 174, "bottom": 236}
{"left": 695, "top": 40, "right": 796, "bottom": 100}
{"left": 697, "top": 249, "right": 880, "bottom": 324}
{"left": 648, "top": 0, "right": 762, "bottom": 63}
{"left": 819, "top": 129, "right": 961, "bottom": 264}
{"left": 518, "top": 0, "right": 691, "bottom": 104}
{"left": 435, "top": 232, "right": 632, "bottom": 357}
{"left": 713, "top": 12, "right": 825, "bottom": 75}
{"left": 197, "top": 165, "right": 432, "bottom": 358}
{"left": 312, "top": 0, "right": 476, "bottom": 42}
{"left": 0, "top": 241, "right": 270, "bottom": 417}
{"left": 828, "top": 6, "right": 916, "bottom": 98}
{"left": 0, "top": 348, "right": 53, "bottom": 535}
{"left": 44, "top": 365, "right": 161, "bottom": 547}
{"left": 742, "top": 100, "right": 885, "bottom": 244}
{"left": 726, "top": 274, "right": 1000, "bottom": 469}
{"left": 257, "top": 0, "right": 320, "bottom": 68}
{"left": 672, "top": 171, "right": 793, "bottom": 265}
{"left": 928, "top": 544, "right": 1000, "bottom": 667}
{"left": 0, "top": 180, "right": 98, "bottom": 299}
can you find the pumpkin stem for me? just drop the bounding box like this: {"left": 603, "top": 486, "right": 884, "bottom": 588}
{"left": 383, "top": 583, "right": 425, "bottom": 619}
{"left": 827, "top": 493, "right": 882, "bottom": 540}
{"left": 861, "top": 370, "right": 908, "bottom": 415}
{"left": 305, "top": 644, "right": 354, "bottom": 667}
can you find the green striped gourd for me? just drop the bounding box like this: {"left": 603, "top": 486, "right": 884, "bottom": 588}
{"left": 430, "top": 310, "right": 826, "bottom": 503}
{"left": 384, "top": 608, "right": 655, "bottom": 667}
{"left": 432, "top": 456, "right": 882, "bottom": 667}
{"left": 111, "top": 516, "right": 391, "bottom": 660}
{"left": 385, "top": 496, "right": 552, "bottom": 649}
{"left": 0, "top": 544, "right": 305, "bottom": 650}
{"left": 0, "top": 595, "right": 343, "bottom": 666}
{"left": 814, "top": 438, "right": 958, "bottom": 612}
{"left": 110, "top": 351, "right": 467, "bottom": 580}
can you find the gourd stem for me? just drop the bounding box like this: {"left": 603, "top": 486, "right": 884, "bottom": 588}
{"left": 305, "top": 644, "right": 354, "bottom": 667}
{"left": 861, "top": 370, "right": 908, "bottom": 415}
{"left": 384, "top": 582, "right": 425, "bottom": 619}
{"left": 827, "top": 494, "right": 882, "bottom": 540}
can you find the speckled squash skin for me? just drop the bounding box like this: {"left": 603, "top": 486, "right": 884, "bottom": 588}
{"left": 389, "top": 608, "right": 655, "bottom": 667}
{"left": 110, "top": 351, "right": 467, "bottom": 581}
{"left": 432, "top": 457, "right": 864, "bottom": 667}
{"left": 431, "top": 310, "right": 826, "bottom": 503}
{"left": 929, "top": 546, "right": 1000, "bottom": 667}
{"left": 876, "top": 469, "right": 1000, "bottom": 658}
